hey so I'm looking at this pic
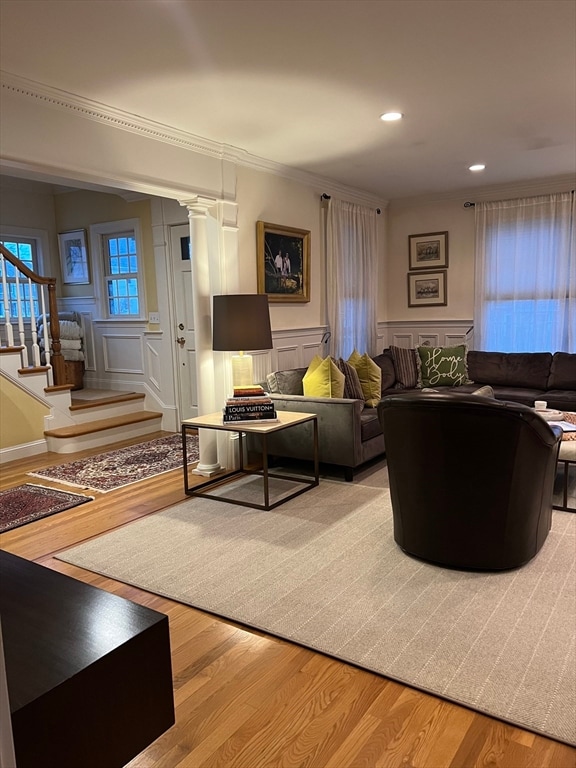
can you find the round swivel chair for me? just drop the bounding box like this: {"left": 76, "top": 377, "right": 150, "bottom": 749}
{"left": 377, "top": 393, "right": 562, "bottom": 570}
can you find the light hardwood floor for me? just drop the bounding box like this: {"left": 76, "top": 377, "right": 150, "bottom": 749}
{"left": 1, "top": 433, "right": 575, "bottom": 768}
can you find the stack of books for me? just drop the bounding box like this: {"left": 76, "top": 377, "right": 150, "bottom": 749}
{"left": 222, "top": 385, "right": 278, "bottom": 424}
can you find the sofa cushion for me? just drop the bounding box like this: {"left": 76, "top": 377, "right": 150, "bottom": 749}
{"left": 336, "top": 358, "right": 365, "bottom": 403}
{"left": 371, "top": 351, "right": 396, "bottom": 392}
{"left": 548, "top": 352, "right": 576, "bottom": 390}
{"left": 490, "top": 386, "right": 547, "bottom": 407}
{"left": 467, "top": 351, "right": 552, "bottom": 389}
{"left": 303, "top": 356, "right": 345, "bottom": 398}
{"left": 416, "top": 344, "right": 472, "bottom": 388}
{"left": 348, "top": 351, "right": 382, "bottom": 407}
{"left": 544, "top": 391, "right": 576, "bottom": 411}
{"left": 266, "top": 368, "right": 306, "bottom": 395}
{"left": 389, "top": 346, "right": 419, "bottom": 389}
{"left": 360, "top": 408, "right": 382, "bottom": 441}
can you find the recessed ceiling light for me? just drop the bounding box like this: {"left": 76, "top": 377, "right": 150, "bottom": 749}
{"left": 380, "top": 112, "right": 403, "bottom": 121}
{"left": 469, "top": 164, "right": 486, "bottom": 172}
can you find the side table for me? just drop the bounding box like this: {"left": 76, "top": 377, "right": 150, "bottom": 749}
{"left": 554, "top": 440, "right": 576, "bottom": 512}
{"left": 182, "top": 410, "right": 319, "bottom": 510}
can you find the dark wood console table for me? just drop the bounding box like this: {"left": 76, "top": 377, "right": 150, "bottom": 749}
{"left": 0, "top": 551, "right": 175, "bottom": 768}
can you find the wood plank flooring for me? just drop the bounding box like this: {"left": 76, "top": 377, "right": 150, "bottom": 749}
{"left": 1, "top": 433, "right": 575, "bottom": 768}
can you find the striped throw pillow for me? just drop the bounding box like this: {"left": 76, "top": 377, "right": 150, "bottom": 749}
{"left": 336, "top": 358, "right": 365, "bottom": 403}
{"left": 389, "top": 346, "right": 419, "bottom": 389}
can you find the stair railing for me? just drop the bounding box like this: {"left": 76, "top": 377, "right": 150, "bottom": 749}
{"left": 0, "top": 243, "right": 65, "bottom": 387}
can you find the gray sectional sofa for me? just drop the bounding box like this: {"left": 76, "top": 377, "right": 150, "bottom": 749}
{"left": 252, "top": 350, "right": 576, "bottom": 480}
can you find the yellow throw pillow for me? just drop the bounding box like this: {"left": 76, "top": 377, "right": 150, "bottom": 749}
{"left": 348, "top": 349, "right": 362, "bottom": 368}
{"left": 303, "top": 355, "right": 345, "bottom": 398}
{"left": 347, "top": 351, "right": 382, "bottom": 407}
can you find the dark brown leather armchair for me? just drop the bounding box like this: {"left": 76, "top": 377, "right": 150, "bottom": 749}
{"left": 377, "top": 393, "right": 562, "bottom": 570}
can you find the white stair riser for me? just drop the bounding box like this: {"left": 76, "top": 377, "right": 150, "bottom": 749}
{"left": 45, "top": 416, "right": 163, "bottom": 454}
{"left": 70, "top": 400, "right": 146, "bottom": 424}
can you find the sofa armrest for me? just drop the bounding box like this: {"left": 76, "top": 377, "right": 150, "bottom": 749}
{"left": 247, "top": 394, "right": 365, "bottom": 468}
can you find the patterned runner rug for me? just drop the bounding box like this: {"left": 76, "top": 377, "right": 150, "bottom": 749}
{"left": 29, "top": 433, "right": 199, "bottom": 493}
{"left": 0, "top": 484, "right": 93, "bottom": 533}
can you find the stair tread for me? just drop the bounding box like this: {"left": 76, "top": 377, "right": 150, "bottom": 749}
{"left": 44, "top": 411, "right": 162, "bottom": 438}
{"left": 69, "top": 393, "right": 145, "bottom": 411}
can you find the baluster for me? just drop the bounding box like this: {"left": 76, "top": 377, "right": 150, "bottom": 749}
{"left": 29, "top": 278, "right": 40, "bottom": 367}
{"left": 39, "top": 286, "right": 52, "bottom": 384}
{"left": 15, "top": 270, "right": 28, "bottom": 366}
{"left": 0, "top": 251, "right": 15, "bottom": 346}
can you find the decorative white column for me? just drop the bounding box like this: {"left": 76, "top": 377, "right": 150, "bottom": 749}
{"left": 180, "top": 196, "right": 221, "bottom": 476}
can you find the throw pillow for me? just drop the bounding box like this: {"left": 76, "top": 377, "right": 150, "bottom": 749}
{"left": 266, "top": 368, "right": 307, "bottom": 395}
{"left": 347, "top": 351, "right": 382, "bottom": 407}
{"left": 472, "top": 384, "right": 494, "bottom": 398}
{"left": 371, "top": 351, "right": 396, "bottom": 392}
{"left": 389, "top": 346, "right": 419, "bottom": 389}
{"left": 416, "top": 344, "right": 472, "bottom": 388}
{"left": 336, "top": 358, "right": 365, "bottom": 403}
{"left": 303, "top": 355, "right": 345, "bottom": 398}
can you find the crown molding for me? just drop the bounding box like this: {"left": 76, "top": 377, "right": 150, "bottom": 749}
{"left": 1, "top": 71, "right": 387, "bottom": 210}
{"left": 388, "top": 174, "right": 575, "bottom": 208}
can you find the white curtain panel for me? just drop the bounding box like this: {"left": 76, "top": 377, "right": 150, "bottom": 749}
{"left": 326, "top": 198, "right": 379, "bottom": 359}
{"left": 474, "top": 191, "right": 575, "bottom": 353}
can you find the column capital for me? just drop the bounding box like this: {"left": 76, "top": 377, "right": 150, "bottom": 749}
{"left": 178, "top": 196, "right": 218, "bottom": 216}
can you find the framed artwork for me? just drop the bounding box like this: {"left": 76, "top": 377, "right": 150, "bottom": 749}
{"left": 58, "top": 229, "right": 90, "bottom": 284}
{"left": 257, "top": 221, "right": 310, "bottom": 303}
{"left": 407, "top": 270, "right": 447, "bottom": 307}
{"left": 408, "top": 231, "right": 448, "bottom": 270}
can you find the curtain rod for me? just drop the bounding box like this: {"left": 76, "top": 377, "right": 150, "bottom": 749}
{"left": 322, "top": 193, "right": 381, "bottom": 214}
{"left": 465, "top": 190, "right": 574, "bottom": 208}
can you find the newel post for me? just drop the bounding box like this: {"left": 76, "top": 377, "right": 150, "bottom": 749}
{"left": 47, "top": 282, "right": 65, "bottom": 386}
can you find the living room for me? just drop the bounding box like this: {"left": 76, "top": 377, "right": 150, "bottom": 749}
{"left": 1, "top": 0, "right": 575, "bottom": 766}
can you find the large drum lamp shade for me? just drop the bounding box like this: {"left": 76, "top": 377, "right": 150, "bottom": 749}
{"left": 212, "top": 295, "right": 273, "bottom": 388}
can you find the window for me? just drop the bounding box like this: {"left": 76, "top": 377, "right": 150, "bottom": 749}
{"left": 474, "top": 192, "right": 575, "bottom": 352}
{"left": 103, "top": 231, "right": 140, "bottom": 316}
{"left": 90, "top": 219, "right": 145, "bottom": 319}
{"left": 0, "top": 237, "right": 40, "bottom": 319}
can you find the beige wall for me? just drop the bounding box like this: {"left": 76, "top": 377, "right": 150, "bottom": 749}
{"left": 237, "top": 166, "right": 387, "bottom": 330}
{"left": 0, "top": 377, "right": 48, "bottom": 448}
{"left": 0, "top": 178, "right": 59, "bottom": 278}
{"left": 385, "top": 175, "right": 573, "bottom": 323}
{"left": 386, "top": 197, "right": 475, "bottom": 322}
{"left": 53, "top": 190, "right": 157, "bottom": 313}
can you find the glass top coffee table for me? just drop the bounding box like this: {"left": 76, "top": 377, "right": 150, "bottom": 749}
{"left": 182, "top": 410, "right": 319, "bottom": 511}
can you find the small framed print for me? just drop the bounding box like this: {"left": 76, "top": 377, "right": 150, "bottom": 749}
{"left": 409, "top": 231, "right": 448, "bottom": 270}
{"left": 58, "top": 229, "right": 90, "bottom": 284}
{"left": 408, "top": 270, "right": 447, "bottom": 307}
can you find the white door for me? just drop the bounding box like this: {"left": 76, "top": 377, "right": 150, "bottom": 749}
{"left": 169, "top": 224, "right": 198, "bottom": 421}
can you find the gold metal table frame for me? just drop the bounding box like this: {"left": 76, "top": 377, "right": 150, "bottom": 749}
{"left": 182, "top": 410, "right": 319, "bottom": 511}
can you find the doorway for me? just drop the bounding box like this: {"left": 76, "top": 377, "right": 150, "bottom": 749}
{"left": 169, "top": 223, "right": 198, "bottom": 421}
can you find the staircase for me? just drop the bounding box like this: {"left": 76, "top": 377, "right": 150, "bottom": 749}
{"left": 1, "top": 347, "right": 163, "bottom": 455}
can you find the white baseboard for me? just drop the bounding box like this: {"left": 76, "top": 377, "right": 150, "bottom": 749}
{"left": 0, "top": 439, "right": 48, "bottom": 464}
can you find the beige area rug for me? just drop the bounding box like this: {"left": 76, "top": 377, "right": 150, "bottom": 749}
{"left": 57, "top": 471, "right": 576, "bottom": 745}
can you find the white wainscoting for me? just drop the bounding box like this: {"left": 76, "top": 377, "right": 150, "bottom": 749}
{"left": 59, "top": 298, "right": 178, "bottom": 430}
{"left": 254, "top": 321, "right": 474, "bottom": 381}
{"left": 380, "top": 319, "right": 474, "bottom": 350}
{"left": 251, "top": 327, "right": 329, "bottom": 384}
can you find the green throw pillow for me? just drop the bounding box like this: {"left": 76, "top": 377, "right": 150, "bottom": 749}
{"left": 417, "top": 344, "right": 472, "bottom": 388}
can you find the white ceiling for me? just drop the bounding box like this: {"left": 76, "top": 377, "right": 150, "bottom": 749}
{"left": 1, "top": 0, "right": 575, "bottom": 200}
